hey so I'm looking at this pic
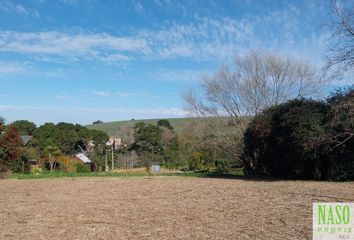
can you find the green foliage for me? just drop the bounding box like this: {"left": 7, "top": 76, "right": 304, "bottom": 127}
{"left": 243, "top": 89, "right": 354, "bottom": 181}
{"left": 11, "top": 120, "right": 37, "bottom": 135}
{"left": 56, "top": 123, "right": 80, "bottom": 154}
{"left": 157, "top": 119, "right": 174, "bottom": 130}
{"left": 90, "top": 129, "right": 109, "bottom": 146}
{"left": 163, "top": 136, "right": 180, "bottom": 168}
{"left": 130, "top": 121, "right": 184, "bottom": 169}
{"left": 31, "top": 123, "right": 58, "bottom": 148}
{"left": 31, "top": 167, "right": 42, "bottom": 175}
{"left": 44, "top": 146, "right": 62, "bottom": 157}
{"left": 215, "top": 159, "right": 232, "bottom": 174}
{"left": 88, "top": 148, "right": 105, "bottom": 171}
{"left": 75, "top": 162, "right": 91, "bottom": 173}
{"left": 188, "top": 151, "right": 203, "bottom": 171}
{"left": 132, "top": 122, "right": 162, "bottom": 153}
{"left": 214, "top": 151, "right": 239, "bottom": 174}
{"left": 32, "top": 122, "right": 109, "bottom": 154}
{"left": 10, "top": 151, "right": 31, "bottom": 174}
{"left": 44, "top": 145, "right": 62, "bottom": 172}
{"left": 243, "top": 99, "right": 329, "bottom": 179}
{"left": 86, "top": 118, "right": 194, "bottom": 137}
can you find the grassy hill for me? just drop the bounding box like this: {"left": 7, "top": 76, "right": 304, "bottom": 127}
{"left": 85, "top": 118, "right": 192, "bottom": 137}
{"left": 86, "top": 117, "right": 250, "bottom": 137}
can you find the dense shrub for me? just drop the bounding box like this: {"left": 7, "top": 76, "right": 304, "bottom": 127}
{"left": 243, "top": 99, "right": 329, "bottom": 179}
{"left": 75, "top": 162, "right": 91, "bottom": 173}
{"left": 243, "top": 88, "right": 354, "bottom": 180}
{"left": 325, "top": 88, "right": 354, "bottom": 180}
{"left": 57, "top": 156, "right": 77, "bottom": 173}
{"left": 10, "top": 152, "right": 31, "bottom": 174}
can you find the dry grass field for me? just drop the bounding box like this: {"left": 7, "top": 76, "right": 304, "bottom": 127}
{"left": 0, "top": 177, "right": 353, "bottom": 240}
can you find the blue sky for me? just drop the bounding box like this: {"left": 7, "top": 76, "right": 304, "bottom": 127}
{"left": 0, "top": 0, "right": 347, "bottom": 125}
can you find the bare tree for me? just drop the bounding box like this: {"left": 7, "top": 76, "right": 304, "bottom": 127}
{"left": 160, "top": 126, "right": 175, "bottom": 146}
{"left": 119, "top": 125, "right": 134, "bottom": 146}
{"left": 183, "top": 50, "right": 323, "bottom": 158}
{"left": 120, "top": 150, "right": 139, "bottom": 170}
{"left": 327, "top": 89, "right": 354, "bottom": 150}
{"left": 325, "top": 0, "right": 354, "bottom": 75}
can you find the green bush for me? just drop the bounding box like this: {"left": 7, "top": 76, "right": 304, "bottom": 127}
{"left": 75, "top": 162, "right": 91, "bottom": 173}
{"left": 215, "top": 159, "right": 232, "bottom": 174}
{"left": 243, "top": 88, "right": 354, "bottom": 181}
{"left": 188, "top": 151, "right": 203, "bottom": 171}
{"left": 6, "top": 150, "right": 31, "bottom": 174}
{"left": 243, "top": 99, "right": 329, "bottom": 179}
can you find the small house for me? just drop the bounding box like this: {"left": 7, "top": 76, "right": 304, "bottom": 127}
{"left": 21, "top": 135, "right": 33, "bottom": 145}
{"left": 74, "top": 153, "right": 92, "bottom": 164}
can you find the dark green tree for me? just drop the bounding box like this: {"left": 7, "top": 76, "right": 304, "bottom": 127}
{"left": 163, "top": 136, "right": 180, "bottom": 168}
{"left": 32, "top": 122, "right": 59, "bottom": 148}
{"left": 132, "top": 122, "right": 163, "bottom": 153}
{"left": 243, "top": 99, "right": 329, "bottom": 179}
{"left": 12, "top": 120, "right": 37, "bottom": 135}
{"left": 131, "top": 122, "right": 163, "bottom": 169}
{"left": 90, "top": 129, "right": 109, "bottom": 146}
{"left": 32, "top": 122, "right": 108, "bottom": 154}
{"left": 55, "top": 122, "right": 80, "bottom": 154}
{"left": 157, "top": 119, "right": 174, "bottom": 130}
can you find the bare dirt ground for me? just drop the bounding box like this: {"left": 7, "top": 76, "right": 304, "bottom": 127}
{"left": 0, "top": 177, "right": 353, "bottom": 240}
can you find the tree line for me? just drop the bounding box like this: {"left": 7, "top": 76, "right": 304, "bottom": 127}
{"left": 0, "top": 120, "right": 109, "bottom": 174}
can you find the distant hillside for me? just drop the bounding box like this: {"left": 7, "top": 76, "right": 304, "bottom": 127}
{"left": 85, "top": 118, "right": 193, "bottom": 137}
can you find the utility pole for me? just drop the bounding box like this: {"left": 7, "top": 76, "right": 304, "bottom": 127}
{"left": 105, "top": 151, "right": 108, "bottom": 172}
{"left": 111, "top": 144, "right": 114, "bottom": 170}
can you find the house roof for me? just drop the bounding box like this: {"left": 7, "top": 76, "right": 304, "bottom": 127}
{"left": 74, "top": 153, "right": 91, "bottom": 163}
{"left": 21, "top": 135, "right": 33, "bottom": 145}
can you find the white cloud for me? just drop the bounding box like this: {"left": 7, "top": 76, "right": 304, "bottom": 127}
{"left": 97, "top": 53, "right": 131, "bottom": 62}
{"left": 0, "top": 1, "right": 39, "bottom": 17}
{"left": 53, "top": 94, "right": 74, "bottom": 100}
{"left": 0, "top": 62, "right": 29, "bottom": 75}
{"left": 0, "top": 4, "right": 329, "bottom": 64}
{"left": 93, "top": 91, "right": 111, "bottom": 97}
{"left": 0, "top": 31, "right": 149, "bottom": 62}
{"left": 152, "top": 68, "right": 210, "bottom": 82}
{"left": 115, "top": 91, "right": 159, "bottom": 98}
{"left": 82, "top": 90, "right": 158, "bottom": 98}
{"left": 0, "top": 16, "right": 254, "bottom": 63}
{"left": 0, "top": 105, "right": 188, "bottom": 125}
{"left": 137, "top": 17, "right": 255, "bottom": 61}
